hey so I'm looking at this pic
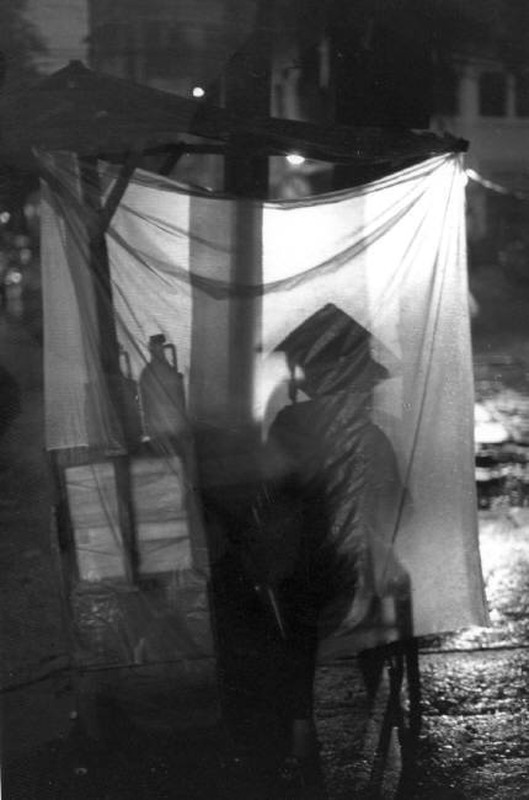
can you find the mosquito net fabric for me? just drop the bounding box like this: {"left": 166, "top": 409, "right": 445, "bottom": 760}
{"left": 40, "top": 150, "right": 488, "bottom": 668}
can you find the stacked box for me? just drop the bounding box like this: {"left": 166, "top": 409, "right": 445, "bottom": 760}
{"left": 65, "top": 457, "right": 194, "bottom": 581}
{"left": 65, "top": 462, "right": 127, "bottom": 582}
{"left": 130, "top": 456, "right": 192, "bottom": 576}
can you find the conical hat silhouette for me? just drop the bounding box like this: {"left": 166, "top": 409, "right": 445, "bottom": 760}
{"left": 275, "top": 303, "right": 395, "bottom": 394}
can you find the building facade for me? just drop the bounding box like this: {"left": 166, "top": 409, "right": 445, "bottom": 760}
{"left": 86, "top": 1, "right": 529, "bottom": 250}
{"left": 432, "top": 53, "right": 529, "bottom": 262}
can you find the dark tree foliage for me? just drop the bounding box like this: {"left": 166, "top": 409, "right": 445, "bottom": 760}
{"left": 0, "top": 1, "right": 46, "bottom": 217}
{"left": 0, "top": 0, "right": 46, "bottom": 91}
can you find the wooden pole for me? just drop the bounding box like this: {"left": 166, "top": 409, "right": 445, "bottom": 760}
{"left": 78, "top": 154, "right": 140, "bottom": 584}
{"left": 79, "top": 156, "right": 122, "bottom": 380}
{"left": 208, "top": 0, "right": 275, "bottom": 736}
{"left": 223, "top": 0, "right": 273, "bottom": 432}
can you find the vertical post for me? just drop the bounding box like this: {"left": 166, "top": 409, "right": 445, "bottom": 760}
{"left": 79, "top": 156, "right": 122, "bottom": 380}
{"left": 78, "top": 155, "right": 138, "bottom": 584}
{"left": 223, "top": 0, "right": 272, "bottom": 433}
{"left": 207, "top": 0, "right": 274, "bottom": 740}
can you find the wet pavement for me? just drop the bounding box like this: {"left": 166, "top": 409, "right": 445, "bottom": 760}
{"left": 2, "top": 301, "right": 529, "bottom": 798}
{"left": 409, "top": 509, "right": 529, "bottom": 799}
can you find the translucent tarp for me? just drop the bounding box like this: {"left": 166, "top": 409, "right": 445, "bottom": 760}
{"left": 40, "top": 151, "right": 488, "bottom": 668}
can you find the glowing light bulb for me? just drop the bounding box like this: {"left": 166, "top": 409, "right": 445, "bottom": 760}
{"left": 192, "top": 86, "right": 205, "bottom": 99}
{"left": 286, "top": 154, "right": 305, "bottom": 166}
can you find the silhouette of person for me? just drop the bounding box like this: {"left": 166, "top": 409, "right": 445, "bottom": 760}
{"left": 249, "top": 303, "right": 404, "bottom": 789}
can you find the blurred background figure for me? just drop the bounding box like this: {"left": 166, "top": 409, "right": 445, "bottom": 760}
{"left": 0, "top": 361, "right": 21, "bottom": 441}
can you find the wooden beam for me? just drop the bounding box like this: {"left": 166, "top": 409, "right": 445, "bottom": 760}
{"left": 100, "top": 147, "right": 143, "bottom": 232}
{"left": 157, "top": 143, "right": 185, "bottom": 177}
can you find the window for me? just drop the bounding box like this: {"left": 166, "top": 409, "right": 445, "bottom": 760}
{"left": 479, "top": 72, "right": 507, "bottom": 117}
{"left": 435, "top": 68, "right": 459, "bottom": 117}
{"left": 299, "top": 45, "right": 320, "bottom": 86}
{"left": 515, "top": 73, "right": 529, "bottom": 117}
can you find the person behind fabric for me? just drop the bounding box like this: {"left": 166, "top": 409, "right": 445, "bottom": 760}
{"left": 251, "top": 303, "right": 403, "bottom": 789}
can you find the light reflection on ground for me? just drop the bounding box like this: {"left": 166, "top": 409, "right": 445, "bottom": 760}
{"left": 419, "top": 509, "right": 529, "bottom": 652}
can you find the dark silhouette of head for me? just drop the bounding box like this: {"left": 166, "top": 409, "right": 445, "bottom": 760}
{"left": 275, "top": 303, "right": 392, "bottom": 398}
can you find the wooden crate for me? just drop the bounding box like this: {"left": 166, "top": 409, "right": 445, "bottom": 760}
{"left": 130, "top": 456, "right": 192, "bottom": 576}
{"left": 65, "top": 461, "right": 127, "bottom": 582}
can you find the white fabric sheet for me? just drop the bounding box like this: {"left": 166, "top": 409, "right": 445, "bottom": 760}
{"left": 41, "top": 152, "right": 489, "bottom": 647}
